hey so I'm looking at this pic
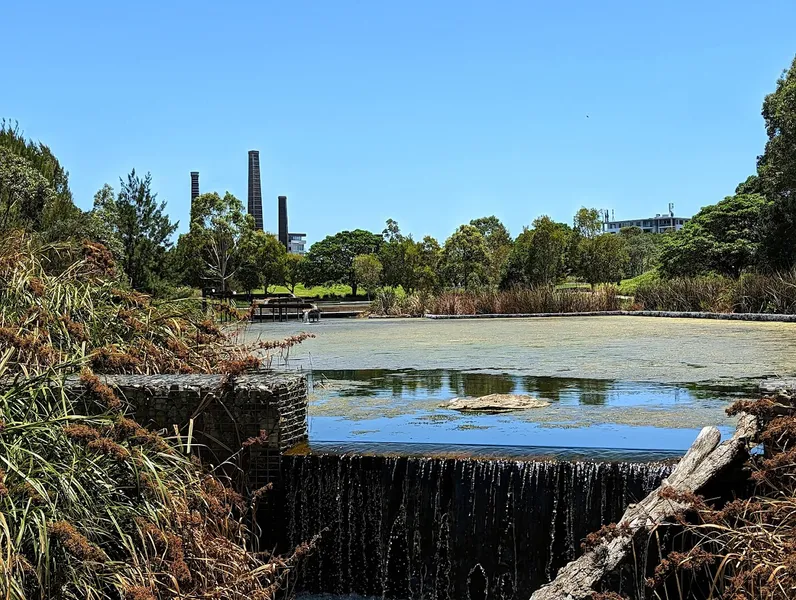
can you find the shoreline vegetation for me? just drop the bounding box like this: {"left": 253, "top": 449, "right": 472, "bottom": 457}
{"left": 367, "top": 273, "right": 796, "bottom": 319}
{"left": 423, "top": 310, "right": 796, "bottom": 322}
{"left": 0, "top": 233, "right": 314, "bottom": 600}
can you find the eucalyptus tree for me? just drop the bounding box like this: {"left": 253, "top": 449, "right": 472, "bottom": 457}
{"left": 442, "top": 224, "right": 489, "bottom": 289}
{"left": 187, "top": 191, "right": 252, "bottom": 293}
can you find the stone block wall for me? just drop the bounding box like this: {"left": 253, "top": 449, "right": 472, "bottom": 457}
{"left": 71, "top": 372, "right": 308, "bottom": 490}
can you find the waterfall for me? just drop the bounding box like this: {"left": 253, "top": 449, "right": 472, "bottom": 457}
{"left": 279, "top": 454, "right": 672, "bottom": 600}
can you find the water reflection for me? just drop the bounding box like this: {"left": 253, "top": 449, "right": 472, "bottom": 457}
{"left": 305, "top": 369, "right": 746, "bottom": 451}
{"left": 309, "top": 368, "right": 748, "bottom": 407}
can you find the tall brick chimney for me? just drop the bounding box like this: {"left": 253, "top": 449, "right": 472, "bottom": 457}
{"left": 190, "top": 171, "right": 199, "bottom": 202}
{"left": 247, "top": 151, "right": 264, "bottom": 231}
{"left": 278, "top": 196, "right": 288, "bottom": 250}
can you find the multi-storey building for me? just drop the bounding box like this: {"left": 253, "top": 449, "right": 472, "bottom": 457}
{"left": 603, "top": 205, "right": 690, "bottom": 234}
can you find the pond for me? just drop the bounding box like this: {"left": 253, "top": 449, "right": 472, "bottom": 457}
{"left": 246, "top": 316, "right": 796, "bottom": 455}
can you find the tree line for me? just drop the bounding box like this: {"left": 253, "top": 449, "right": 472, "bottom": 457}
{"left": 3, "top": 55, "right": 796, "bottom": 298}
{"left": 295, "top": 55, "right": 796, "bottom": 296}
{"left": 297, "top": 210, "right": 651, "bottom": 298}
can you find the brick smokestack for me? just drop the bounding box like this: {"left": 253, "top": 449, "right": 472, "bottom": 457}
{"left": 247, "top": 150, "right": 264, "bottom": 231}
{"left": 278, "top": 196, "right": 288, "bottom": 250}
{"left": 190, "top": 171, "right": 199, "bottom": 202}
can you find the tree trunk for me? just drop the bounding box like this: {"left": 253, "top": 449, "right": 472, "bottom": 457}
{"left": 530, "top": 413, "right": 760, "bottom": 600}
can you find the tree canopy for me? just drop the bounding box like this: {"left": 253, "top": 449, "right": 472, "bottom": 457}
{"left": 282, "top": 253, "right": 307, "bottom": 293}
{"left": 238, "top": 229, "right": 286, "bottom": 293}
{"left": 502, "top": 216, "right": 571, "bottom": 288}
{"left": 0, "top": 146, "right": 55, "bottom": 231}
{"left": 619, "top": 226, "right": 661, "bottom": 278}
{"left": 575, "top": 234, "right": 628, "bottom": 286}
{"left": 303, "top": 229, "right": 383, "bottom": 296}
{"left": 573, "top": 207, "right": 603, "bottom": 239}
{"left": 442, "top": 224, "right": 489, "bottom": 289}
{"left": 100, "top": 170, "right": 177, "bottom": 292}
{"left": 659, "top": 194, "right": 770, "bottom": 278}
{"left": 470, "top": 215, "right": 512, "bottom": 286}
{"left": 754, "top": 56, "right": 796, "bottom": 270}
{"left": 353, "top": 253, "right": 382, "bottom": 299}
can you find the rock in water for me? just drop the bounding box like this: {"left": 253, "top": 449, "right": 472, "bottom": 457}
{"left": 444, "top": 393, "right": 551, "bottom": 413}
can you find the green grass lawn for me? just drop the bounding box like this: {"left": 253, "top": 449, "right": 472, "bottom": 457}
{"left": 259, "top": 283, "right": 367, "bottom": 298}
{"left": 618, "top": 270, "right": 659, "bottom": 295}
{"left": 556, "top": 281, "right": 591, "bottom": 290}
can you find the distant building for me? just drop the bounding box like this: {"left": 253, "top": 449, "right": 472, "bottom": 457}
{"left": 288, "top": 233, "right": 307, "bottom": 255}
{"left": 602, "top": 204, "right": 690, "bottom": 234}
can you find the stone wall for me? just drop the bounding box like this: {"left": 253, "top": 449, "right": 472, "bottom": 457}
{"left": 70, "top": 373, "right": 308, "bottom": 490}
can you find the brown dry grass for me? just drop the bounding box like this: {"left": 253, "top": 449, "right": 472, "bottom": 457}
{"left": 639, "top": 391, "right": 796, "bottom": 599}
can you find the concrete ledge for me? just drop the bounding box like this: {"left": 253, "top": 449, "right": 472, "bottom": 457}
{"left": 425, "top": 310, "right": 796, "bottom": 322}
{"left": 62, "top": 372, "right": 308, "bottom": 488}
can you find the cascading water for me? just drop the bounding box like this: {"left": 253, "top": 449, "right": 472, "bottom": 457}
{"left": 280, "top": 454, "right": 673, "bottom": 600}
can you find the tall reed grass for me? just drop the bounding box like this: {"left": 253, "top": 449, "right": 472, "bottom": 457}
{"left": 634, "top": 271, "right": 796, "bottom": 314}
{"left": 0, "top": 232, "right": 315, "bottom": 599}
{"left": 371, "top": 286, "right": 621, "bottom": 316}
{"left": 0, "top": 231, "right": 309, "bottom": 376}
{"left": 0, "top": 360, "right": 313, "bottom": 600}
{"left": 633, "top": 276, "right": 733, "bottom": 313}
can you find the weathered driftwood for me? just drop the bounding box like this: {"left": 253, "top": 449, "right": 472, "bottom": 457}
{"left": 530, "top": 413, "right": 760, "bottom": 600}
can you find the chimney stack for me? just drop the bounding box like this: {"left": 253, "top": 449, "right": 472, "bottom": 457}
{"left": 278, "top": 196, "right": 289, "bottom": 250}
{"left": 190, "top": 171, "right": 199, "bottom": 202}
{"left": 247, "top": 151, "right": 264, "bottom": 231}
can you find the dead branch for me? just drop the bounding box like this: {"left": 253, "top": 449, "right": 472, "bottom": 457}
{"left": 530, "top": 413, "right": 760, "bottom": 600}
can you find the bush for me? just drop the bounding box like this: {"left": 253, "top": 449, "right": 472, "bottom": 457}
{"left": 370, "top": 289, "right": 434, "bottom": 317}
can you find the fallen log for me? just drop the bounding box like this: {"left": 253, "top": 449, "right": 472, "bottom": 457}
{"left": 530, "top": 413, "right": 760, "bottom": 600}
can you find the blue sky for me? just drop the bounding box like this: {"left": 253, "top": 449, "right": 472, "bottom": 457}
{"left": 4, "top": 1, "right": 796, "bottom": 245}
